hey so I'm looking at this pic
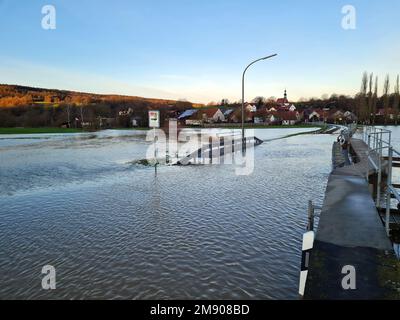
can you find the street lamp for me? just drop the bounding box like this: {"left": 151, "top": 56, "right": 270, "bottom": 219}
{"left": 241, "top": 54, "right": 278, "bottom": 144}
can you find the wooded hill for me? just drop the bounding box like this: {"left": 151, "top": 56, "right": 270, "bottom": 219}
{"left": 0, "top": 84, "right": 198, "bottom": 107}
{"left": 0, "top": 84, "right": 199, "bottom": 128}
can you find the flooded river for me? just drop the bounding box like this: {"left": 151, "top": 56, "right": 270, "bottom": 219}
{"left": 0, "top": 127, "right": 336, "bottom": 299}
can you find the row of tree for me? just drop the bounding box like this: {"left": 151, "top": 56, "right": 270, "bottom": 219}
{"left": 1, "top": 78, "right": 400, "bottom": 128}
{"left": 357, "top": 73, "right": 400, "bottom": 124}
{"left": 0, "top": 84, "right": 193, "bottom": 128}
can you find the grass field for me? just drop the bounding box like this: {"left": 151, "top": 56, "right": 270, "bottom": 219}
{"left": 0, "top": 124, "right": 325, "bottom": 134}
{"left": 0, "top": 127, "right": 84, "bottom": 134}
{"left": 111, "top": 127, "right": 150, "bottom": 131}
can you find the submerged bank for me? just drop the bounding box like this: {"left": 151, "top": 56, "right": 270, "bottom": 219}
{"left": 0, "top": 124, "right": 324, "bottom": 135}
{"left": 0, "top": 127, "right": 84, "bottom": 134}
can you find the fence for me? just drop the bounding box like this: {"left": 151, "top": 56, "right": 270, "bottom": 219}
{"left": 306, "top": 124, "right": 397, "bottom": 236}
{"left": 362, "top": 126, "right": 399, "bottom": 236}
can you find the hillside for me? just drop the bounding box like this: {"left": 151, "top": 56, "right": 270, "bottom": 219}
{"left": 0, "top": 84, "right": 200, "bottom": 107}
{"left": 0, "top": 84, "right": 200, "bottom": 128}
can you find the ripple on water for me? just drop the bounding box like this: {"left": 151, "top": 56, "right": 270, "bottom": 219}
{"left": 0, "top": 130, "right": 335, "bottom": 299}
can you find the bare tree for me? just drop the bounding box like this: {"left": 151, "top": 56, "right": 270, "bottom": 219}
{"left": 367, "top": 73, "right": 374, "bottom": 124}
{"left": 67, "top": 105, "right": 71, "bottom": 127}
{"left": 252, "top": 96, "right": 266, "bottom": 108}
{"left": 393, "top": 75, "right": 400, "bottom": 124}
{"left": 358, "top": 72, "right": 368, "bottom": 123}
{"left": 372, "top": 76, "right": 378, "bottom": 125}
{"left": 383, "top": 74, "right": 390, "bottom": 124}
{"left": 80, "top": 106, "right": 84, "bottom": 125}
{"left": 220, "top": 98, "right": 229, "bottom": 106}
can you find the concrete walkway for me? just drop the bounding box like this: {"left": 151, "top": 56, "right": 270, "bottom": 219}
{"left": 304, "top": 138, "right": 400, "bottom": 299}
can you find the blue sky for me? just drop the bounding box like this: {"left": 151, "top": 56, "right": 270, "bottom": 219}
{"left": 0, "top": 0, "right": 399, "bottom": 103}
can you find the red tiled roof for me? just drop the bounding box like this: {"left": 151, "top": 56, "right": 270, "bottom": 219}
{"left": 201, "top": 108, "right": 220, "bottom": 117}
{"left": 277, "top": 98, "right": 288, "bottom": 104}
{"left": 279, "top": 111, "right": 298, "bottom": 120}
{"left": 267, "top": 110, "right": 298, "bottom": 120}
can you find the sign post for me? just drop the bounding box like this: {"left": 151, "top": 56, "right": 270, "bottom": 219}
{"left": 148, "top": 111, "right": 160, "bottom": 174}
{"left": 299, "top": 230, "right": 314, "bottom": 297}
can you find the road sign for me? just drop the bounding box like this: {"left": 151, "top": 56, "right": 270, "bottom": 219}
{"left": 148, "top": 110, "right": 160, "bottom": 128}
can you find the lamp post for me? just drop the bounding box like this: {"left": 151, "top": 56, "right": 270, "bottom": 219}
{"left": 241, "top": 54, "right": 277, "bottom": 145}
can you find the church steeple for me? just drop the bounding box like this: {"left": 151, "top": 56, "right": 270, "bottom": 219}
{"left": 284, "top": 89, "right": 287, "bottom": 101}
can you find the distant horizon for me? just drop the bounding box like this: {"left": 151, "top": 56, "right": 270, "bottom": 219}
{"left": 0, "top": 81, "right": 360, "bottom": 105}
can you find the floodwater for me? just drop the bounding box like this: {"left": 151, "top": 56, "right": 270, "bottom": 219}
{"left": 0, "top": 127, "right": 336, "bottom": 299}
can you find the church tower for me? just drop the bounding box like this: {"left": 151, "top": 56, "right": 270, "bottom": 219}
{"left": 284, "top": 89, "right": 287, "bottom": 101}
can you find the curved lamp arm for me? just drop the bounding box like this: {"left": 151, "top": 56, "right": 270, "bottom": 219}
{"left": 242, "top": 54, "right": 278, "bottom": 142}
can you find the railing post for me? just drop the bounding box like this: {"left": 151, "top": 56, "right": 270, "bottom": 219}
{"left": 377, "top": 132, "right": 383, "bottom": 207}
{"left": 307, "top": 200, "right": 314, "bottom": 231}
{"left": 386, "top": 147, "right": 393, "bottom": 236}
{"left": 209, "top": 137, "right": 212, "bottom": 163}
{"left": 367, "top": 134, "right": 371, "bottom": 149}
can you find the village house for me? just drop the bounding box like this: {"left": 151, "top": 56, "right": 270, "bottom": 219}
{"left": 254, "top": 116, "right": 263, "bottom": 124}
{"left": 225, "top": 108, "right": 253, "bottom": 123}
{"left": 266, "top": 113, "right": 279, "bottom": 124}
{"left": 199, "top": 108, "right": 225, "bottom": 123}
{"left": 264, "top": 90, "right": 296, "bottom": 112}
{"left": 343, "top": 111, "right": 357, "bottom": 122}
{"left": 376, "top": 108, "right": 398, "bottom": 119}
{"left": 329, "top": 110, "right": 344, "bottom": 123}
{"left": 254, "top": 108, "right": 300, "bottom": 125}
{"left": 177, "top": 109, "right": 201, "bottom": 126}
{"left": 222, "top": 108, "right": 234, "bottom": 121}
{"left": 245, "top": 104, "right": 257, "bottom": 113}
{"left": 280, "top": 111, "right": 299, "bottom": 125}
{"left": 276, "top": 90, "right": 289, "bottom": 107}
{"left": 308, "top": 110, "right": 323, "bottom": 122}
{"left": 225, "top": 108, "right": 240, "bottom": 123}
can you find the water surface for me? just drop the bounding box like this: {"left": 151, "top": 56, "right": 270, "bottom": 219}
{"left": 0, "top": 128, "right": 335, "bottom": 299}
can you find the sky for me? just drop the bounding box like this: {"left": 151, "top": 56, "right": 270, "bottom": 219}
{"left": 0, "top": 0, "right": 399, "bottom": 103}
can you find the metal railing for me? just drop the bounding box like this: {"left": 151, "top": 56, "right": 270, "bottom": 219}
{"left": 362, "top": 126, "right": 399, "bottom": 236}
{"left": 306, "top": 124, "right": 356, "bottom": 232}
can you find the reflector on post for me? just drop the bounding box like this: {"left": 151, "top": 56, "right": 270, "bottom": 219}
{"left": 299, "top": 230, "right": 314, "bottom": 297}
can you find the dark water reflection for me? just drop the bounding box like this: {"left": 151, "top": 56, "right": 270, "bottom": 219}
{"left": 0, "top": 128, "right": 335, "bottom": 299}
